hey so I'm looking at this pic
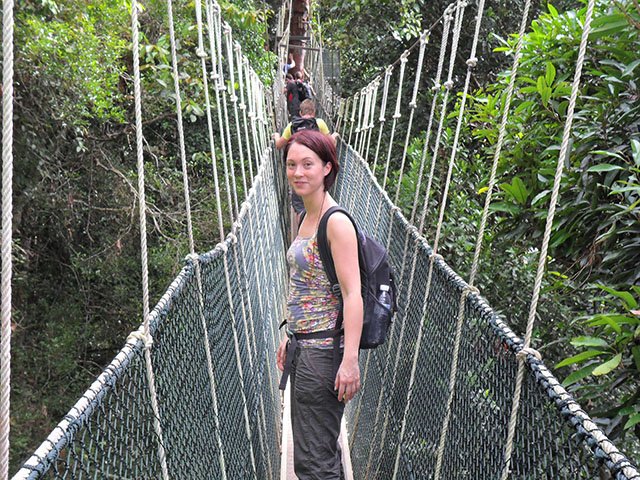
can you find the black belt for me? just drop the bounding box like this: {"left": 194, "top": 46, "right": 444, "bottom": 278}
{"left": 279, "top": 328, "right": 344, "bottom": 390}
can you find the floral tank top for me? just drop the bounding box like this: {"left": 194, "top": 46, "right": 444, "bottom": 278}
{"left": 286, "top": 233, "right": 340, "bottom": 348}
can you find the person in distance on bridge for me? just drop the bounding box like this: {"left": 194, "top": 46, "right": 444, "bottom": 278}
{"left": 273, "top": 99, "right": 338, "bottom": 150}
{"left": 273, "top": 99, "right": 339, "bottom": 214}
{"left": 277, "top": 130, "right": 362, "bottom": 479}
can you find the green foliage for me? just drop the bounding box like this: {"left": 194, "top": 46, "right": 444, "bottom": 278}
{"left": 472, "top": 0, "right": 640, "bottom": 285}
{"left": 18, "top": 0, "right": 128, "bottom": 127}
{"left": 11, "top": 0, "right": 273, "bottom": 472}
{"left": 556, "top": 285, "right": 640, "bottom": 443}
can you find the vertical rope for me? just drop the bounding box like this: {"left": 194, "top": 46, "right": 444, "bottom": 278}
{"left": 207, "top": 2, "right": 235, "bottom": 227}
{"left": 363, "top": 79, "right": 380, "bottom": 164}
{"left": 392, "top": 3, "right": 468, "bottom": 477}
{"left": 380, "top": 52, "right": 408, "bottom": 192}
{"left": 0, "top": 0, "right": 13, "bottom": 477}
{"left": 347, "top": 92, "right": 359, "bottom": 146}
{"left": 396, "top": 9, "right": 452, "bottom": 290}
{"left": 365, "top": 12, "right": 455, "bottom": 478}
{"left": 212, "top": 6, "right": 240, "bottom": 218}
{"left": 372, "top": 67, "right": 393, "bottom": 176}
{"left": 224, "top": 28, "right": 248, "bottom": 197}
{"left": 501, "top": 1, "right": 596, "bottom": 477}
{"left": 132, "top": 2, "right": 169, "bottom": 478}
{"left": 393, "top": 31, "right": 428, "bottom": 205}
{"left": 236, "top": 45, "right": 254, "bottom": 182}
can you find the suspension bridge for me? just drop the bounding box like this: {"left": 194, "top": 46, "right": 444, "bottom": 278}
{"left": 1, "top": 0, "right": 639, "bottom": 478}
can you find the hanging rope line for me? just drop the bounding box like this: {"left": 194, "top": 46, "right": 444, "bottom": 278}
{"left": 501, "top": 0, "right": 597, "bottom": 476}
{"left": 0, "top": 0, "right": 14, "bottom": 478}
{"left": 9, "top": 1, "right": 640, "bottom": 479}
{"left": 131, "top": 1, "right": 169, "bottom": 478}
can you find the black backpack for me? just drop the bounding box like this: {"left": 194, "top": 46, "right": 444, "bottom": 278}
{"left": 315, "top": 206, "right": 397, "bottom": 349}
{"left": 278, "top": 206, "right": 397, "bottom": 390}
{"left": 291, "top": 116, "right": 320, "bottom": 134}
{"left": 297, "top": 80, "right": 311, "bottom": 101}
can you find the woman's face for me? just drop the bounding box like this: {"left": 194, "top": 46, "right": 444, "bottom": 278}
{"left": 286, "top": 142, "right": 331, "bottom": 197}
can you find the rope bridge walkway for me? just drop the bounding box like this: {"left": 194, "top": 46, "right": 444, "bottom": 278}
{"left": 2, "top": 0, "right": 639, "bottom": 479}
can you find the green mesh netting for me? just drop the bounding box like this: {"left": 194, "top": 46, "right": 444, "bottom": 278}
{"left": 335, "top": 142, "right": 639, "bottom": 480}
{"left": 15, "top": 148, "right": 288, "bottom": 479}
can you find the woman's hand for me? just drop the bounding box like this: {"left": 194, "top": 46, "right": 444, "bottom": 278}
{"left": 276, "top": 337, "right": 289, "bottom": 372}
{"left": 335, "top": 355, "right": 360, "bottom": 403}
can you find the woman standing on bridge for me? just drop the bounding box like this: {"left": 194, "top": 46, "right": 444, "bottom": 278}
{"left": 276, "top": 130, "right": 363, "bottom": 479}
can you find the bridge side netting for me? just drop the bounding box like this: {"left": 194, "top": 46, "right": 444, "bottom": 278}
{"left": 14, "top": 148, "right": 288, "bottom": 480}
{"left": 335, "top": 142, "right": 639, "bottom": 480}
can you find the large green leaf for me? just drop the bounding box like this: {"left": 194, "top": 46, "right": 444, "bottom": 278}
{"left": 562, "top": 363, "right": 598, "bottom": 387}
{"left": 555, "top": 350, "right": 604, "bottom": 368}
{"left": 570, "top": 336, "right": 609, "bottom": 348}
{"left": 587, "top": 163, "right": 624, "bottom": 173}
{"left": 592, "top": 353, "right": 622, "bottom": 376}
{"left": 624, "top": 413, "right": 640, "bottom": 430}
{"left": 598, "top": 285, "right": 639, "bottom": 309}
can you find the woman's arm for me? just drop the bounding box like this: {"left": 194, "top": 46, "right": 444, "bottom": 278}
{"left": 327, "top": 213, "right": 363, "bottom": 403}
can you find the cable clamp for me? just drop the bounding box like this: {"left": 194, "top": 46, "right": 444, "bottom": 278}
{"left": 517, "top": 347, "right": 542, "bottom": 361}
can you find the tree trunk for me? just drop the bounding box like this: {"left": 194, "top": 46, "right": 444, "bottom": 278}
{"left": 289, "top": 0, "right": 310, "bottom": 77}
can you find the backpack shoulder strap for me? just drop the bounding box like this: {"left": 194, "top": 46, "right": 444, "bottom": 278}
{"left": 316, "top": 206, "right": 358, "bottom": 289}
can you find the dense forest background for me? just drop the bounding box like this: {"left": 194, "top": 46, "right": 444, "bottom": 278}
{"left": 7, "top": 0, "right": 640, "bottom": 472}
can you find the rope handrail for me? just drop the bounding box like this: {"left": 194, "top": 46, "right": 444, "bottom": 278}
{"left": 8, "top": 1, "right": 640, "bottom": 479}
{"left": 0, "top": 0, "right": 14, "bottom": 477}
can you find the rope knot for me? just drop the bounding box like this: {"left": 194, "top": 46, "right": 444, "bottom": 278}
{"left": 466, "top": 57, "right": 478, "bottom": 68}
{"left": 232, "top": 220, "right": 243, "bottom": 231}
{"left": 196, "top": 48, "right": 207, "bottom": 59}
{"left": 444, "top": 80, "right": 454, "bottom": 90}
{"left": 517, "top": 347, "right": 542, "bottom": 362}
{"left": 463, "top": 285, "right": 480, "bottom": 297}
{"left": 127, "top": 327, "right": 153, "bottom": 350}
{"left": 431, "top": 253, "right": 444, "bottom": 262}
{"left": 391, "top": 205, "right": 401, "bottom": 213}
{"left": 227, "top": 233, "right": 238, "bottom": 244}
{"left": 185, "top": 253, "right": 200, "bottom": 264}
{"left": 432, "top": 83, "right": 441, "bottom": 91}
{"left": 392, "top": 113, "right": 402, "bottom": 120}
{"left": 217, "top": 242, "right": 229, "bottom": 253}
